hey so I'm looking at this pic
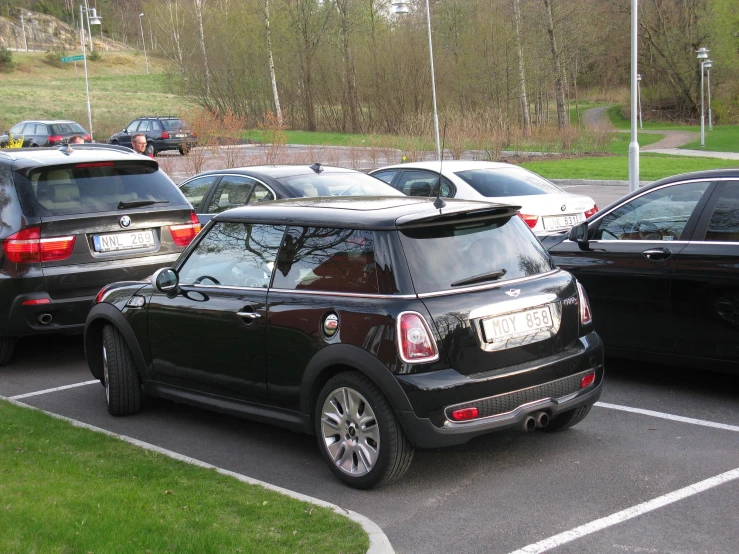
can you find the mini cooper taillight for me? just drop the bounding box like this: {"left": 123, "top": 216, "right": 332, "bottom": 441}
{"left": 2, "top": 227, "right": 76, "bottom": 263}
{"left": 576, "top": 281, "right": 593, "bottom": 325}
{"left": 397, "top": 312, "right": 439, "bottom": 363}
{"left": 169, "top": 212, "right": 201, "bottom": 246}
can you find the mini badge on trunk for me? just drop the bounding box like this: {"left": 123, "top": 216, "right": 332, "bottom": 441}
{"left": 120, "top": 216, "right": 131, "bottom": 228}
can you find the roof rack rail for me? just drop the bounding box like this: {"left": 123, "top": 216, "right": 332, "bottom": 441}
{"left": 140, "top": 115, "right": 179, "bottom": 119}
{"left": 61, "top": 143, "right": 136, "bottom": 154}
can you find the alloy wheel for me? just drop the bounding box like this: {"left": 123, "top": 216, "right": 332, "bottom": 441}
{"left": 102, "top": 344, "right": 110, "bottom": 404}
{"left": 320, "top": 386, "right": 380, "bottom": 477}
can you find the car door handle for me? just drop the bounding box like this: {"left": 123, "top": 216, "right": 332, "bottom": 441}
{"left": 236, "top": 311, "right": 261, "bottom": 320}
{"left": 642, "top": 248, "right": 672, "bottom": 261}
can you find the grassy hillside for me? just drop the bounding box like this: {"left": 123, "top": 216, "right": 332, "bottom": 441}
{"left": 0, "top": 51, "right": 196, "bottom": 140}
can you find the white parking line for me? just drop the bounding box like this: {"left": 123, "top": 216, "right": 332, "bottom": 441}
{"left": 508, "top": 466, "right": 739, "bottom": 554}
{"left": 595, "top": 402, "right": 739, "bottom": 433}
{"left": 9, "top": 380, "right": 100, "bottom": 400}
{"left": 1, "top": 396, "right": 394, "bottom": 554}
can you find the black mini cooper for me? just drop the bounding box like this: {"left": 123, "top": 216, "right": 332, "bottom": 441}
{"left": 84, "top": 197, "right": 604, "bottom": 488}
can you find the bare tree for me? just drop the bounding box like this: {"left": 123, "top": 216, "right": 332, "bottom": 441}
{"left": 193, "top": 0, "right": 212, "bottom": 98}
{"left": 544, "top": 0, "right": 567, "bottom": 128}
{"left": 513, "top": 0, "right": 531, "bottom": 134}
{"left": 335, "top": 0, "right": 361, "bottom": 133}
{"left": 264, "top": 0, "right": 283, "bottom": 126}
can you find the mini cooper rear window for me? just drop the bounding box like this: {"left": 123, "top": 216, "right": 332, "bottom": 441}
{"left": 272, "top": 227, "right": 379, "bottom": 294}
{"left": 399, "top": 215, "right": 554, "bottom": 293}
{"left": 14, "top": 162, "right": 188, "bottom": 216}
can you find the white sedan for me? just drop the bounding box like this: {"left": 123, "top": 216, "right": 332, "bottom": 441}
{"left": 370, "top": 160, "right": 598, "bottom": 235}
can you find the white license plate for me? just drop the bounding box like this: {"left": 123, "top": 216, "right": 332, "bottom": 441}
{"left": 93, "top": 230, "right": 155, "bottom": 252}
{"left": 543, "top": 214, "right": 580, "bottom": 230}
{"left": 174, "top": 133, "right": 186, "bottom": 138}
{"left": 482, "top": 306, "right": 553, "bottom": 342}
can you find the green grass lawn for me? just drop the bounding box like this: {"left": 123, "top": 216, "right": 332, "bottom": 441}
{"left": 0, "top": 52, "right": 194, "bottom": 140}
{"left": 680, "top": 125, "right": 739, "bottom": 152}
{"left": 607, "top": 132, "right": 664, "bottom": 154}
{"left": 0, "top": 400, "right": 368, "bottom": 554}
{"left": 520, "top": 154, "right": 738, "bottom": 181}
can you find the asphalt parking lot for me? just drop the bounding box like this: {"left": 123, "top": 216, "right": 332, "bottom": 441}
{"left": 2, "top": 335, "right": 737, "bottom": 554}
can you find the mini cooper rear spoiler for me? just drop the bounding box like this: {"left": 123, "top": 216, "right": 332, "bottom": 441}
{"left": 395, "top": 203, "right": 521, "bottom": 229}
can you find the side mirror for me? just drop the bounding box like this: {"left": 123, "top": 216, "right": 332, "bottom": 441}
{"left": 569, "top": 221, "right": 589, "bottom": 245}
{"left": 152, "top": 267, "right": 180, "bottom": 296}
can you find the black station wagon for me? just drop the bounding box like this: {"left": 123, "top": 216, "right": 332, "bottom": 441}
{"left": 84, "top": 197, "right": 604, "bottom": 488}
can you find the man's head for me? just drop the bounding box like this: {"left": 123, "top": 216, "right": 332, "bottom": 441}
{"left": 68, "top": 135, "right": 85, "bottom": 144}
{"left": 131, "top": 133, "right": 147, "bottom": 154}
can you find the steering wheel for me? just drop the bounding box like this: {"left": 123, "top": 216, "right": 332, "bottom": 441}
{"left": 194, "top": 275, "right": 221, "bottom": 285}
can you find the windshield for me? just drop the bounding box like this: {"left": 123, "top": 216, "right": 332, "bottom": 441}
{"left": 398, "top": 215, "right": 554, "bottom": 293}
{"left": 455, "top": 167, "right": 563, "bottom": 197}
{"left": 278, "top": 172, "right": 404, "bottom": 198}
{"left": 14, "top": 162, "right": 188, "bottom": 216}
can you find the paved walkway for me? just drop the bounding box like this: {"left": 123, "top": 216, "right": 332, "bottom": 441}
{"left": 582, "top": 107, "right": 738, "bottom": 160}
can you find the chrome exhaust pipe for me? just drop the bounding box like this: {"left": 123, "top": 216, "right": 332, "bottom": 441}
{"left": 523, "top": 415, "right": 537, "bottom": 432}
{"left": 534, "top": 411, "right": 549, "bottom": 429}
{"left": 37, "top": 313, "right": 53, "bottom": 325}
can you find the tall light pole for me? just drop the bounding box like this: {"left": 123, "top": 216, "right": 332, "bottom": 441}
{"left": 79, "top": 4, "right": 101, "bottom": 140}
{"left": 696, "top": 47, "right": 709, "bottom": 148}
{"left": 636, "top": 73, "right": 643, "bottom": 129}
{"left": 628, "top": 0, "right": 639, "bottom": 192}
{"left": 391, "top": 0, "right": 441, "bottom": 161}
{"left": 20, "top": 12, "right": 32, "bottom": 52}
{"left": 139, "top": 13, "right": 150, "bottom": 75}
{"left": 704, "top": 59, "right": 713, "bottom": 131}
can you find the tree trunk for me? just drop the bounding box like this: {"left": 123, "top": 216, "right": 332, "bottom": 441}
{"left": 264, "top": 0, "right": 283, "bottom": 127}
{"left": 513, "top": 0, "right": 531, "bottom": 135}
{"left": 337, "top": 0, "right": 360, "bottom": 134}
{"left": 544, "top": 0, "right": 567, "bottom": 128}
{"left": 193, "top": 0, "right": 212, "bottom": 98}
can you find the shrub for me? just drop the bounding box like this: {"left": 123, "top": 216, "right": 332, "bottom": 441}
{"left": 43, "top": 47, "right": 70, "bottom": 69}
{"left": 0, "top": 47, "right": 18, "bottom": 72}
{"left": 88, "top": 50, "right": 101, "bottom": 62}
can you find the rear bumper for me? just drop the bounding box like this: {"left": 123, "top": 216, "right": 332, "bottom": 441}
{"left": 395, "top": 331, "right": 604, "bottom": 448}
{"left": 156, "top": 138, "right": 197, "bottom": 151}
{"left": 2, "top": 292, "right": 92, "bottom": 337}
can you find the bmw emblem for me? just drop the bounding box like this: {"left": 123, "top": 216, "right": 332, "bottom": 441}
{"left": 561, "top": 205, "right": 567, "bottom": 212}
{"left": 120, "top": 216, "right": 131, "bottom": 228}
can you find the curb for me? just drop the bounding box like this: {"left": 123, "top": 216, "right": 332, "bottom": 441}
{"left": 551, "top": 179, "right": 653, "bottom": 187}
{"left": 1, "top": 396, "right": 394, "bottom": 554}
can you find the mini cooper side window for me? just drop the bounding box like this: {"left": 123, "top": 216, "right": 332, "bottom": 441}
{"left": 273, "top": 227, "right": 379, "bottom": 294}
{"left": 705, "top": 181, "right": 739, "bottom": 242}
{"left": 179, "top": 222, "right": 286, "bottom": 288}
{"left": 595, "top": 181, "right": 710, "bottom": 241}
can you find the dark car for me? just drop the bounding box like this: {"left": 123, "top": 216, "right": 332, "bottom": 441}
{"left": 0, "top": 120, "right": 91, "bottom": 147}
{"left": 109, "top": 117, "right": 197, "bottom": 156}
{"left": 178, "top": 164, "right": 404, "bottom": 225}
{"left": 0, "top": 144, "right": 201, "bottom": 366}
{"left": 84, "top": 196, "right": 604, "bottom": 488}
{"left": 543, "top": 169, "right": 739, "bottom": 373}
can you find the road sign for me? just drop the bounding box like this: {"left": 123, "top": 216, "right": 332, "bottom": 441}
{"left": 61, "top": 55, "right": 85, "bottom": 63}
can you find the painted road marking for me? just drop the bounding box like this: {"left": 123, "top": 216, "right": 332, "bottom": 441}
{"left": 595, "top": 401, "right": 739, "bottom": 433}
{"left": 508, "top": 466, "right": 739, "bottom": 554}
{"left": 9, "top": 380, "right": 100, "bottom": 400}
{"left": 1, "top": 396, "right": 394, "bottom": 554}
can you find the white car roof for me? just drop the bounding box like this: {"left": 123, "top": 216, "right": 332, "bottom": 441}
{"left": 374, "top": 160, "right": 518, "bottom": 172}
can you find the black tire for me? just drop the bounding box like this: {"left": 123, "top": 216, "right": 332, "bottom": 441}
{"left": 315, "top": 371, "right": 414, "bottom": 489}
{"left": 0, "top": 337, "right": 16, "bottom": 366}
{"left": 542, "top": 405, "right": 592, "bottom": 432}
{"left": 102, "top": 325, "right": 142, "bottom": 416}
{"left": 144, "top": 143, "right": 155, "bottom": 157}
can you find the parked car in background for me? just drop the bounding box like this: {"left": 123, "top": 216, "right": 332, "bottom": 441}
{"left": 109, "top": 116, "right": 197, "bottom": 156}
{"left": 178, "top": 164, "right": 404, "bottom": 224}
{"left": 85, "top": 196, "right": 603, "bottom": 488}
{"left": 0, "top": 120, "right": 91, "bottom": 147}
{"left": 543, "top": 170, "right": 739, "bottom": 373}
{"left": 370, "top": 161, "right": 598, "bottom": 236}
{"left": 0, "top": 144, "right": 200, "bottom": 366}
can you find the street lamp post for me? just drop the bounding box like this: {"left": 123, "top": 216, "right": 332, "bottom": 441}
{"left": 139, "top": 13, "right": 150, "bottom": 75}
{"left": 704, "top": 59, "right": 713, "bottom": 131}
{"left": 391, "top": 0, "right": 441, "bottom": 161}
{"left": 628, "top": 0, "right": 639, "bottom": 192}
{"left": 637, "top": 73, "right": 643, "bottom": 129}
{"left": 20, "top": 12, "right": 32, "bottom": 52}
{"left": 79, "top": 4, "right": 101, "bottom": 140}
{"left": 696, "top": 47, "right": 709, "bottom": 148}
